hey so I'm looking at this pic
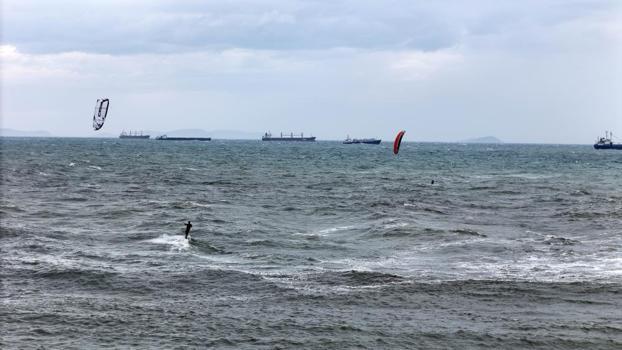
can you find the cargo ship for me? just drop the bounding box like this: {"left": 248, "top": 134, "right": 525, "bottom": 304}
{"left": 594, "top": 131, "right": 622, "bottom": 150}
{"left": 262, "top": 132, "right": 316, "bottom": 142}
{"left": 155, "top": 135, "right": 211, "bottom": 141}
{"left": 119, "top": 130, "right": 150, "bottom": 139}
{"left": 343, "top": 136, "right": 381, "bottom": 145}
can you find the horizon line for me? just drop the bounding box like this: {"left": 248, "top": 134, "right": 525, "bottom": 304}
{"left": 0, "top": 135, "right": 596, "bottom": 146}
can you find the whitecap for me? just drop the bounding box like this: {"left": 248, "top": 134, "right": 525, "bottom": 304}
{"left": 180, "top": 201, "right": 211, "bottom": 208}
{"left": 384, "top": 222, "right": 409, "bottom": 229}
{"left": 189, "top": 201, "right": 211, "bottom": 208}
{"left": 294, "top": 225, "right": 357, "bottom": 237}
{"left": 146, "top": 234, "right": 190, "bottom": 251}
{"left": 317, "top": 225, "right": 357, "bottom": 234}
{"left": 505, "top": 173, "right": 557, "bottom": 180}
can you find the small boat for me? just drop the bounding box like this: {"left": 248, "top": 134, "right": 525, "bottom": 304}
{"left": 343, "top": 136, "right": 381, "bottom": 145}
{"left": 155, "top": 135, "right": 211, "bottom": 141}
{"left": 594, "top": 131, "right": 622, "bottom": 150}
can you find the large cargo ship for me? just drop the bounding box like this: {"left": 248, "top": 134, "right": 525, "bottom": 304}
{"left": 262, "top": 132, "right": 316, "bottom": 142}
{"left": 155, "top": 135, "right": 211, "bottom": 141}
{"left": 343, "top": 136, "right": 381, "bottom": 145}
{"left": 119, "top": 130, "right": 150, "bottom": 139}
{"left": 594, "top": 131, "right": 622, "bottom": 150}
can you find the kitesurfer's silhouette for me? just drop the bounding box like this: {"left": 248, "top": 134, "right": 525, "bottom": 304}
{"left": 184, "top": 221, "right": 192, "bottom": 239}
{"left": 431, "top": 179, "right": 435, "bottom": 185}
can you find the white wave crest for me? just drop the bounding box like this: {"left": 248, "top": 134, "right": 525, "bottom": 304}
{"left": 318, "top": 225, "right": 357, "bottom": 234}
{"left": 147, "top": 234, "right": 190, "bottom": 251}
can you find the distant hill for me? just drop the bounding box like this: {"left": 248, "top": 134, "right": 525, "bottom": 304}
{"left": 90, "top": 131, "right": 117, "bottom": 138}
{"left": 163, "top": 129, "right": 211, "bottom": 138}
{"left": 0, "top": 128, "right": 52, "bottom": 137}
{"left": 461, "top": 136, "right": 503, "bottom": 144}
{"left": 208, "top": 129, "right": 263, "bottom": 140}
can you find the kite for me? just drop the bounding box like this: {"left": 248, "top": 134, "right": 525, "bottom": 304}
{"left": 92, "top": 98, "right": 109, "bottom": 130}
{"left": 393, "top": 130, "right": 405, "bottom": 154}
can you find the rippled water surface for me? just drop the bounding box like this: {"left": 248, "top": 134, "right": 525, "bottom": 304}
{"left": 1, "top": 138, "right": 621, "bottom": 349}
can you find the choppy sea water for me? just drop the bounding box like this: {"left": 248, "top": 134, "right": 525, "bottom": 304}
{"left": 1, "top": 137, "right": 621, "bottom": 349}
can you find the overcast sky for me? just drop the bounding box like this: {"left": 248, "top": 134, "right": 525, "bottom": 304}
{"left": 1, "top": 0, "right": 621, "bottom": 142}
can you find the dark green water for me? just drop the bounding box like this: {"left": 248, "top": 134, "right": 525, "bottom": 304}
{"left": 1, "top": 138, "right": 621, "bottom": 349}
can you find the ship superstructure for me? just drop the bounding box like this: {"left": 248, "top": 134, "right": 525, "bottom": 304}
{"left": 119, "top": 130, "right": 150, "bottom": 139}
{"left": 594, "top": 131, "right": 622, "bottom": 150}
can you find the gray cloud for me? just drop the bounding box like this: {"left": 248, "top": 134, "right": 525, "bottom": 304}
{"left": 1, "top": 0, "right": 620, "bottom": 143}
{"left": 6, "top": 0, "right": 615, "bottom": 54}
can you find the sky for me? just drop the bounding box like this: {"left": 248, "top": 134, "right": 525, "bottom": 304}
{"left": 1, "top": 0, "right": 621, "bottom": 143}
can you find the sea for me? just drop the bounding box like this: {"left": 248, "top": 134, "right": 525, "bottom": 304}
{"left": 1, "top": 137, "right": 621, "bottom": 349}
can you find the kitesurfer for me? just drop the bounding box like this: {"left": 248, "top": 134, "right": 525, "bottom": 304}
{"left": 184, "top": 221, "right": 192, "bottom": 239}
{"left": 431, "top": 179, "right": 435, "bottom": 185}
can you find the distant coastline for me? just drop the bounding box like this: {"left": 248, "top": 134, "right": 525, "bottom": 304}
{"left": 0, "top": 128, "right": 52, "bottom": 137}
{"left": 0, "top": 129, "right": 597, "bottom": 145}
{"left": 460, "top": 136, "right": 503, "bottom": 144}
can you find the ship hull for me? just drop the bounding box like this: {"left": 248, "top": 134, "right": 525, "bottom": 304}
{"left": 343, "top": 139, "right": 381, "bottom": 145}
{"left": 119, "top": 135, "right": 150, "bottom": 139}
{"left": 156, "top": 137, "right": 211, "bottom": 141}
{"left": 262, "top": 137, "right": 316, "bottom": 142}
{"left": 594, "top": 143, "right": 622, "bottom": 149}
